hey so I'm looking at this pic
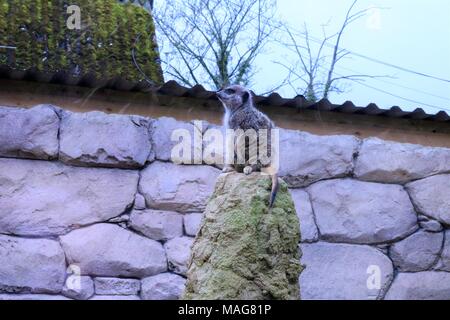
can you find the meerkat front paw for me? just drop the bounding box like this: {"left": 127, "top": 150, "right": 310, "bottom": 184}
{"left": 222, "top": 166, "right": 235, "bottom": 173}
{"left": 243, "top": 166, "right": 253, "bottom": 175}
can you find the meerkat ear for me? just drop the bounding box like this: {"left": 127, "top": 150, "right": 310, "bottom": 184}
{"left": 242, "top": 91, "right": 250, "bottom": 104}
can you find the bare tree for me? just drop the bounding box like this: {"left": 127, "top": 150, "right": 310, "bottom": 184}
{"left": 153, "top": 0, "right": 277, "bottom": 90}
{"left": 276, "top": 0, "right": 390, "bottom": 102}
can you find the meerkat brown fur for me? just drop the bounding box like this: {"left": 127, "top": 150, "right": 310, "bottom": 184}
{"left": 216, "top": 84, "right": 279, "bottom": 208}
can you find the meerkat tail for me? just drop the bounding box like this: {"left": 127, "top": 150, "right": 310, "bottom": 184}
{"left": 269, "top": 174, "right": 279, "bottom": 208}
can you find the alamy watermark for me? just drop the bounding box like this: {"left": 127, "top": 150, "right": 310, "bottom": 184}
{"left": 367, "top": 265, "right": 382, "bottom": 290}
{"left": 366, "top": 5, "right": 382, "bottom": 30}
{"left": 67, "top": 5, "right": 81, "bottom": 30}
{"left": 65, "top": 264, "right": 82, "bottom": 291}
{"left": 170, "top": 121, "right": 279, "bottom": 174}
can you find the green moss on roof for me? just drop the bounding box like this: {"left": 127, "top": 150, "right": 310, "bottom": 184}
{"left": 0, "top": 0, "right": 163, "bottom": 84}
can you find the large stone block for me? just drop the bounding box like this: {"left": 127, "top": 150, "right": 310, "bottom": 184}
{"left": 355, "top": 138, "right": 450, "bottom": 184}
{"left": 389, "top": 231, "right": 443, "bottom": 272}
{"left": 279, "top": 129, "right": 359, "bottom": 187}
{"left": 94, "top": 278, "right": 140, "bottom": 296}
{"left": 183, "top": 213, "right": 203, "bottom": 237}
{"left": 129, "top": 209, "right": 183, "bottom": 241}
{"left": 289, "top": 189, "right": 319, "bottom": 243}
{"left": 0, "top": 235, "right": 66, "bottom": 294}
{"left": 0, "top": 294, "right": 70, "bottom": 300}
{"left": 0, "top": 105, "right": 59, "bottom": 160}
{"left": 151, "top": 117, "right": 204, "bottom": 163}
{"left": 62, "top": 276, "right": 94, "bottom": 300}
{"left": 0, "top": 158, "right": 139, "bottom": 236}
{"left": 59, "top": 110, "right": 151, "bottom": 168}
{"left": 406, "top": 174, "right": 450, "bottom": 225}
{"left": 300, "top": 242, "right": 393, "bottom": 300}
{"left": 90, "top": 295, "right": 140, "bottom": 300}
{"left": 165, "top": 237, "right": 194, "bottom": 276}
{"left": 139, "top": 161, "right": 220, "bottom": 213}
{"left": 436, "top": 231, "right": 450, "bottom": 271}
{"left": 385, "top": 272, "right": 450, "bottom": 300}
{"left": 141, "top": 273, "right": 186, "bottom": 300}
{"left": 308, "top": 179, "right": 418, "bottom": 244}
{"left": 60, "top": 224, "right": 167, "bottom": 278}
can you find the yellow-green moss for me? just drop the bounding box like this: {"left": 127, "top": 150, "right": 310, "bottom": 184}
{"left": 0, "top": 0, "right": 163, "bottom": 83}
{"left": 183, "top": 173, "right": 303, "bottom": 300}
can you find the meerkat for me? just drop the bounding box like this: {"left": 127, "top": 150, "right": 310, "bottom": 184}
{"left": 216, "top": 84, "right": 279, "bottom": 208}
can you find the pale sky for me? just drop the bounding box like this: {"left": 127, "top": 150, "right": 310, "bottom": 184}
{"left": 254, "top": 0, "right": 450, "bottom": 114}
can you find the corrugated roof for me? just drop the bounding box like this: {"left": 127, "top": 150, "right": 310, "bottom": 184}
{"left": 0, "top": 66, "right": 449, "bottom": 123}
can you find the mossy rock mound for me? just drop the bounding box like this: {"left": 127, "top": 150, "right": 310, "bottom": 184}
{"left": 183, "top": 172, "right": 302, "bottom": 300}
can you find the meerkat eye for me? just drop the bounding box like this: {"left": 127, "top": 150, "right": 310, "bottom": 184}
{"left": 224, "top": 88, "right": 235, "bottom": 95}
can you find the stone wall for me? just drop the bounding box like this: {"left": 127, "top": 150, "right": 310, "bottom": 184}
{"left": 0, "top": 104, "right": 449, "bottom": 300}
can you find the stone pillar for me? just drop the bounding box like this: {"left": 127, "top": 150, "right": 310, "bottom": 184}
{"left": 183, "top": 172, "right": 302, "bottom": 300}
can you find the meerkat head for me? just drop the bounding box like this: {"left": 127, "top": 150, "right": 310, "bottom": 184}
{"left": 216, "top": 85, "right": 252, "bottom": 112}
